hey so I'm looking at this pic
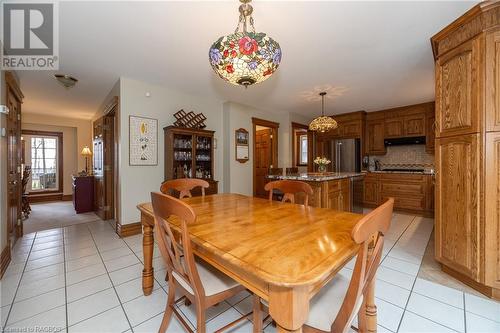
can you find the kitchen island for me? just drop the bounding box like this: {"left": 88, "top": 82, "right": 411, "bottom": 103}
{"left": 267, "top": 172, "right": 364, "bottom": 212}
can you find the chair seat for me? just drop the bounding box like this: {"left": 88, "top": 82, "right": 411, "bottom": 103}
{"left": 173, "top": 257, "right": 240, "bottom": 296}
{"left": 260, "top": 268, "right": 360, "bottom": 332}
{"left": 306, "top": 268, "right": 362, "bottom": 331}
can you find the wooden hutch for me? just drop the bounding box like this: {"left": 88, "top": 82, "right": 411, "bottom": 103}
{"left": 164, "top": 126, "right": 218, "bottom": 196}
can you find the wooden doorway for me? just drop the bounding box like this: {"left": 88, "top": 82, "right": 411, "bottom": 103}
{"left": 252, "top": 117, "right": 279, "bottom": 198}
{"left": 5, "top": 72, "right": 24, "bottom": 241}
{"left": 93, "top": 97, "right": 118, "bottom": 222}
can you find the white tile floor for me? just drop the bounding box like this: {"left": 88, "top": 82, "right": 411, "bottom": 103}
{"left": 1, "top": 213, "right": 499, "bottom": 333}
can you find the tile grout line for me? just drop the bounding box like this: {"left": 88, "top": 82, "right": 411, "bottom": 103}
{"left": 86, "top": 225, "right": 135, "bottom": 332}
{"left": 381, "top": 215, "right": 418, "bottom": 263}
{"left": 403, "top": 309, "right": 462, "bottom": 333}
{"left": 463, "top": 293, "right": 467, "bottom": 333}
{"left": 2, "top": 233, "right": 36, "bottom": 331}
{"left": 119, "top": 231, "right": 171, "bottom": 296}
{"left": 62, "top": 229, "right": 69, "bottom": 333}
{"left": 67, "top": 304, "right": 123, "bottom": 329}
{"left": 393, "top": 216, "right": 419, "bottom": 333}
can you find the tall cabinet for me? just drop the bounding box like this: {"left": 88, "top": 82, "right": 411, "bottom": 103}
{"left": 432, "top": 1, "right": 500, "bottom": 299}
{"left": 164, "top": 126, "right": 218, "bottom": 195}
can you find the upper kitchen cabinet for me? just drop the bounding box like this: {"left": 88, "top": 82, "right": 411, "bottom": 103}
{"left": 434, "top": 35, "right": 482, "bottom": 138}
{"left": 383, "top": 103, "right": 430, "bottom": 138}
{"left": 486, "top": 30, "right": 500, "bottom": 132}
{"left": 384, "top": 116, "right": 404, "bottom": 138}
{"left": 366, "top": 111, "right": 385, "bottom": 155}
{"left": 432, "top": 1, "right": 500, "bottom": 299}
{"left": 317, "top": 111, "right": 365, "bottom": 140}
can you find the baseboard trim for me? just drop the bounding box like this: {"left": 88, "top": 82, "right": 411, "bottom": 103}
{"left": 62, "top": 194, "right": 72, "bottom": 201}
{"left": 116, "top": 222, "right": 142, "bottom": 238}
{"left": 441, "top": 264, "right": 500, "bottom": 301}
{"left": 29, "top": 193, "right": 63, "bottom": 203}
{"left": 1, "top": 242, "right": 11, "bottom": 279}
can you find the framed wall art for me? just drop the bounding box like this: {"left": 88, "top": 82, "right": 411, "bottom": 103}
{"left": 235, "top": 128, "right": 249, "bottom": 163}
{"left": 129, "top": 115, "right": 158, "bottom": 166}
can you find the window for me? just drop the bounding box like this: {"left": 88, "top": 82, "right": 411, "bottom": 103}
{"left": 31, "top": 136, "right": 58, "bottom": 191}
{"left": 299, "top": 134, "right": 308, "bottom": 165}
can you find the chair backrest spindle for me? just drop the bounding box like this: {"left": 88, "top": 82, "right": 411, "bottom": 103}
{"left": 160, "top": 178, "right": 209, "bottom": 199}
{"left": 264, "top": 180, "right": 313, "bottom": 207}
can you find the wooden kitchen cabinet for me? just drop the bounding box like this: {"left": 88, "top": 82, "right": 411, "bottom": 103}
{"left": 435, "top": 37, "right": 481, "bottom": 138}
{"left": 486, "top": 31, "right": 500, "bottom": 132}
{"left": 435, "top": 134, "right": 480, "bottom": 281}
{"left": 384, "top": 104, "right": 427, "bottom": 138}
{"left": 426, "top": 109, "right": 436, "bottom": 153}
{"left": 485, "top": 132, "right": 500, "bottom": 291}
{"left": 363, "top": 173, "right": 380, "bottom": 206}
{"left": 380, "top": 174, "right": 427, "bottom": 212}
{"left": 342, "top": 120, "right": 362, "bottom": 138}
{"left": 366, "top": 112, "right": 386, "bottom": 155}
{"left": 404, "top": 113, "right": 426, "bottom": 137}
{"left": 327, "top": 178, "right": 351, "bottom": 211}
{"left": 384, "top": 117, "right": 404, "bottom": 138}
{"left": 432, "top": 2, "right": 500, "bottom": 299}
{"left": 293, "top": 177, "right": 352, "bottom": 212}
{"left": 363, "top": 172, "right": 433, "bottom": 216}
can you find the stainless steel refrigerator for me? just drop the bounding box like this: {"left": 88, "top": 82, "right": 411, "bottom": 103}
{"left": 329, "top": 138, "right": 364, "bottom": 213}
{"left": 330, "top": 138, "right": 361, "bottom": 173}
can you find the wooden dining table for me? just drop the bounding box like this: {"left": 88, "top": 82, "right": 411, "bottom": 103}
{"left": 137, "top": 193, "right": 373, "bottom": 333}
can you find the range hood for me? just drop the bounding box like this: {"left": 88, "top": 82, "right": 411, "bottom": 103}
{"left": 384, "top": 136, "right": 426, "bottom": 146}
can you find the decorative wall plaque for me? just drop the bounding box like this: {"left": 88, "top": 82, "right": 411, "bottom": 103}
{"left": 129, "top": 116, "right": 158, "bottom": 166}
{"left": 235, "top": 128, "right": 249, "bottom": 163}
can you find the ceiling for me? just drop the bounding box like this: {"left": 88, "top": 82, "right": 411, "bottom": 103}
{"left": 16, "top": 1, "right": 477, "bottom": 120}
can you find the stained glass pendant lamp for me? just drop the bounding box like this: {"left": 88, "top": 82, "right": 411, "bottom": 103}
{"left": 208, "top": 0, "right": 282, "bottom": 87}
{"left": 309, "top": 92, "right": 338, "bottom": 133}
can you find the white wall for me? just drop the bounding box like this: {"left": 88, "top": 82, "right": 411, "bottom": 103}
{"left": 222, "top": 102, "right": 309, "bottom": 196}
{"left": 22, "top": 123, "right": 78, "bottom": 195}
{"left": 116, "top": 78, "right": 314, "bottom": 225}
{"left": 118, "top": 77, "right": 224, "bottom": 225}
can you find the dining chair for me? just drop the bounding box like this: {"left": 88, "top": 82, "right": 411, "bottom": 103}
{"left": 286, "top": 167, "right": 299, "bottom": 175}
{"left": 160, "top": 178, "right": 209, "bottom": 199}
{"left": 253, "top": 198, "right": 394, "bottom": 332}
{"left": 151, "top": 192, "right": 251, "bottom": 333}
{"left": 264, "top": 180, "right": 314, "bottom": 207}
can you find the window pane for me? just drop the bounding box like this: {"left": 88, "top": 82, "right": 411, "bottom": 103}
{"left": 43, "top": 138, "right": 56, "bottom": 149}
{"left": 31, "top": 137, "right": 42, "bottom": 148}
{"left": 44, "top": 148, "right": 56, "bottom": 159}
{"left": 299, "top": 135, "right": 308, "bottom": 164}
{"left": 28, "top": 136, "right": 59, "bottom": 191}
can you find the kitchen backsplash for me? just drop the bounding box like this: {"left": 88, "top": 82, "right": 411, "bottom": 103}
{"left": 368, "top": 145, "right": 434, "bottom": 170}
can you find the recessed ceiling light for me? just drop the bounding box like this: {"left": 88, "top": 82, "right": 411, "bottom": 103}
{"left": 54, "top": 74, "right": 78, "bottom": 89}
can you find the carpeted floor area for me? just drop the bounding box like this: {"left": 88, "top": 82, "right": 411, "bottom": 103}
{"left": 23, "top": 201, "right": 101, "bottom": 234}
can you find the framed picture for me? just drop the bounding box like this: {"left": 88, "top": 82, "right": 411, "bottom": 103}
{"left": 235, "top": 128, "right": 249, "bottom": 163}
{"left": 129, "top": 115, "right": 158, "bottom": 166}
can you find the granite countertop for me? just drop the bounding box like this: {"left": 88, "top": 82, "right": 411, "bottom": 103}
{"left": 267, "top": 172, "right": 365, "bottom": 182}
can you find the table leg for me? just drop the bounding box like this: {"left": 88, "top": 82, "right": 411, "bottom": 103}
{"left": 142, "top": 221, "right": 155, "bottom": 296}
{"left": 268, "top": 285, "right": 309, "bottom": 333}
{"left": 364, "top": 279, "right": 377, "bottom": 332}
